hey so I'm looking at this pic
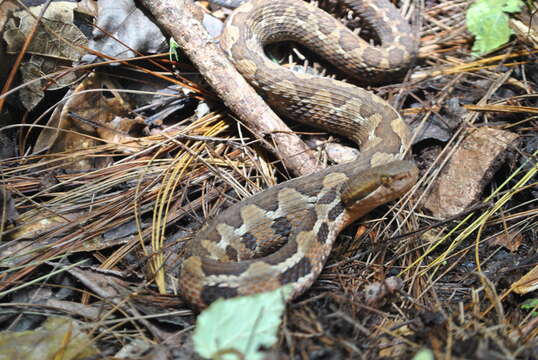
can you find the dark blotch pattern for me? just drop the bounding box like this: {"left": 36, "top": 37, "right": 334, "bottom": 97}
{"left": 241, "top": 232, "right": 258, "bottom": 251}
{"left": 295, "top": 182, "right": 324, "bottom": 198}
{"left": 263, "top": 240, "right": 298, "bottom": 266}
{"left": 256, "top": 197, "right": 279, "bottom": 212}
{"left": 317, "top": 222, "right": 329, "bottom": 244}
{"left": 279, "top": 257, "right": 312, "bottom": 285}
{"left": 298, "top": 207, "right": 318, "bottom": 233}
{"left": 328, "top": 202, "right": 345, "bottom": 221}
{"left": 201, "top": 285, "right": 238, "bottom": 306}
{"left": 271, "top": 216, "right": 292, "bottom": 238}
{"left": 201, "top": 258, "right": 249, "bottom": 276}
{"left": 223, "top": 210, "right": 244, "bottom": 230}
{"left": 241, "top": 233, "right": 258, "bottom": 251}
{"left": 225, "top": 245, "right": 238, "bottom": 261}
{"left": 317, "top": 188, "right": 337, "bottom": 205}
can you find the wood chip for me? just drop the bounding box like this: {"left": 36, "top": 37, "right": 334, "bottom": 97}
{"left": 424, "top": 127, "right": 519, "bottom": 218}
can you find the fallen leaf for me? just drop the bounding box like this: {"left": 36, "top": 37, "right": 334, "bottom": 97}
{"left": 82, "top": 0, "right": 166, "bottom": 62}
{"left": 0, "top": 317, "right": 98, "bottom": 360}
{"left": 487, "top": 231, "right": 522, "bottom": 252}
{"left": 3, "top": 2, "right": 88, "bottom": 110}
{"left": 512, "top": 264, "right": 538, "bottom": 294}
{"left": 193, "top": 285, "right": 293, "bottom": 360}
{"left": 34, "top": 72, "right": 139, "bottom": 169}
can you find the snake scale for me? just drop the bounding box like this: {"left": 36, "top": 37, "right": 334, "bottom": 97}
{"left": 179, "top": 0, "right": 419, "bottom": 308}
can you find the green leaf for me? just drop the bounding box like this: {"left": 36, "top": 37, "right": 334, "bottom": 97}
{"left": 521, "top": 298, "right": 538, "bottom": 317}
{"left": 466, "top": 0, "right": 524, "bottom": 55}
{"left": 169, "top": 38, "right": 180, "bottom": 62}
{"left": 412, "top": 348, "right": 435, "bottom": 360}
{"left": 193, "top": 285, "right": 293, "bottom": 360}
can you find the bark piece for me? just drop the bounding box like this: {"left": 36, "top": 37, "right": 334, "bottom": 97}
{"left": 424, "top": 127, "right": 519, "bottom": 218}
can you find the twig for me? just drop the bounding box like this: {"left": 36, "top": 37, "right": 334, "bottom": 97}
{"left": 139, "top": 0, "right": 321, "bottom": 176}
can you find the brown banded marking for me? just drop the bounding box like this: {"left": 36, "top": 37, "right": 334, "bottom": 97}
{"left": 178, "top": 0, "right": 419, "bottom": 308}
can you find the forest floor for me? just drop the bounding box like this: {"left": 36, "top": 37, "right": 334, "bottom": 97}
{"left": 0, "top": 0, "right": 537, "bottom": 359}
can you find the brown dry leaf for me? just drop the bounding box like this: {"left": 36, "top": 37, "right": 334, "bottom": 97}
{"left": 45, "top": 299, "right": 102, "bottom": 321}
{"left": 3, "top": 2, "right": 88, "bottom": 110}
{"left": 512, "top": 264, "right": 538, "bottom": 295}
{"left": 487, "top": 232, "right": 523, "bottom": 252}
{"left": 18, "top": 55, "right": 81, "bottom": 110}
{"left": 0, "top": 0, "right": 19, "bottom": 87}
{"left": 34, "top": 72, "right": 140, "bottom": 170}
{"left": 424, "top": 127, "right": 519, "bottom": 218}
{"left": 0, "top": 317, "right": 98, "bottom": 360}
{"left": 0, "top": 1, "right": 18, "bottom": 30}
{"left": 3, "top": 210, "right": 135, "bottom": 268}
{"left": 378, "top": 319, "right": 412, "bottom": 358}
{"left": 75, "top": 0, "right": 98, "bottom": 17}
{"left": 66, "top": 266, "right": 130, "bottom": 299}
{"left": 4, "top": 2, "right": 86, "bottom": 60}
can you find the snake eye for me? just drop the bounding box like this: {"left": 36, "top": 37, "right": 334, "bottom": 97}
{"left": 381, "top": 175, "right": 391, "bottom": 185}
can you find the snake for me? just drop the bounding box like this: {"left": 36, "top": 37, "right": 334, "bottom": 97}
{"left": 178, "top": 0, "right": 419, "bottom": 308}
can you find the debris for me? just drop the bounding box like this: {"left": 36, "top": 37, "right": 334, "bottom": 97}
{"left": 424, "top": 127, "right": 519, "bottom": 218}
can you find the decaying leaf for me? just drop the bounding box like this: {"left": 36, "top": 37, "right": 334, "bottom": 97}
{"left": 0, "top": 317, "right": 98, "bottom": 360}
{"left": 0, "top": 185, "right": 18, "bottom": 225}
{"left": 4, "top": 2, "right": 86, "bottom": 60}
{"left": 487, "top": 231, "right": 522, "bottom": 252}
{"left": 3, "top": 2, "right": 88, "bottom": 110}
{"left": 34, "top": 72, "right": 143, "bottom": 170}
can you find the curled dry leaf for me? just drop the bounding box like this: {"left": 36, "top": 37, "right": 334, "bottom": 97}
{"left": 0, "top": 317, "right": 98, "bottom": 360}
{"left": 33, "top": 72, "right": 143, "bottom": 170}
{"left": 512, "top": 265, "right": 538, "bottom": 295}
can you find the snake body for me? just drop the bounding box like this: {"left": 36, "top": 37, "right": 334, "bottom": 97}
{"left": 179, "top": 0, "right": 418, "bottom": 308}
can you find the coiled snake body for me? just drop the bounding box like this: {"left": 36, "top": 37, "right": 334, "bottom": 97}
{"left": 179, "top": 0, "right": 419, "bottom": 308}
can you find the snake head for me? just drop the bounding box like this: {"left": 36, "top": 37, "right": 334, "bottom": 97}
{"left": 341, "top": 160, "right": 418, "bottom": 218}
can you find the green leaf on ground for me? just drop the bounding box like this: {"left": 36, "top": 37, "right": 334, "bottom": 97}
{"left": 193, "top": 285, "right": 293, "bottom": 360}
{"left": 412, "top": 348, "right": 435, "bottom": 360}
{"left": 521, "top": 298, "right": 538, "bottom": 317}
{"left": 466, "top": 0, "right": 524, "bottom": 55}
